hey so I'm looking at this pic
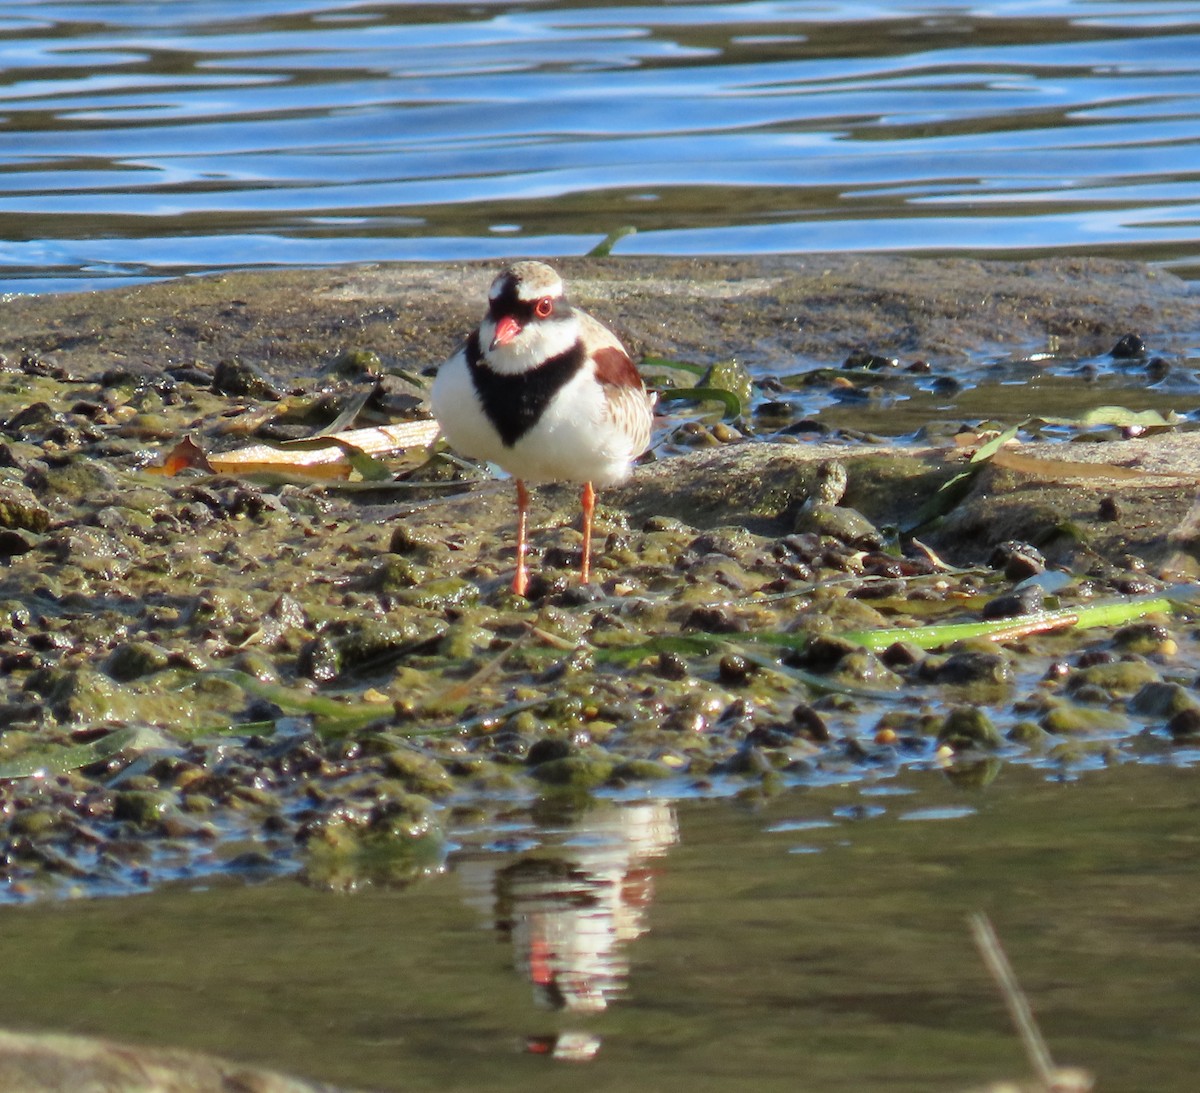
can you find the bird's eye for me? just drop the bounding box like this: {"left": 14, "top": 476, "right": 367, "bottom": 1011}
{"left": 534, "top": 296, "right": 554, "bottom": 318}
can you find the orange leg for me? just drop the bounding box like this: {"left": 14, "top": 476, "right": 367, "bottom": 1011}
{"left": 513, "top": 479, "right": 530, "bottom": 597}
{"left": 580, "top": 481, "right": 595, "bottom": 585}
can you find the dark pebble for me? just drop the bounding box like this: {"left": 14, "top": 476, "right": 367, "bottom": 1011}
{"left": 791, "top": 703, "right": 831, "bottom": 742}
{"left": 843, "top": 349, "right": 899, "bottom": 370}
{"left": 1167, "top": 708, "right": 1200, "bottom": 740}
{"left": 987, "top": 540, "right": 1045, "bottom": 581}
{"left": 981, "top": 584, "right": 1044, "bottom": 620}
{"left": 1110, "top": 333, "right": 1146, "bottom": 359}
{"left": 211, "top": 357, "right": 282, "bottom": 399}
{"left": 1098, "top": 496, "right": 1121, "bottom": 522}
{"left": 1113, "top": 576, "right": 1159, "bottom": 595}
{"left": 932, "top": 651, "right": 1013, "bottom": 685}
{"left": 787, "top": 635, "right": 857, "bottom": 671}
{"left": 880, "top": 641, "right": 923, "bottom": 668}
{"left": 526, "top": 737, "right": 575, "bottom": 766}
{"left": 718, "top": 653, "right": 753, "bottom": 685}
{"left": 296, "top": 635, "right": 341, "bottom": 683}
{"left": 930, "top": 375, "right": 961, "bottom": 394}
{"left": 656, "top": 651, "right": 689, "bottom": 680}
{"left": 682, "top": 605, "right": 746, "bottom": 634}
{"left": 1145, "top": 357, "right": 1170, "bottom": 382}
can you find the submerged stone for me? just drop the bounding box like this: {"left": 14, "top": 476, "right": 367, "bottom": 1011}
{"left": 937, "top": 706, "right": 1004, "bottom": 751}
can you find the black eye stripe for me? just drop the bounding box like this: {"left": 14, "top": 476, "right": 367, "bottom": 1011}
{"left": 487, "top": 276, "right": 564, "bottom": 324}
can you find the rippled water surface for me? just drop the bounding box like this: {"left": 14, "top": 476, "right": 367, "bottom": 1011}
{"left": 2, "top": 1, "right": 1200, "bottom": 292}
{"left": 3, "top": 760, "right": 1200, "bottom": 1091}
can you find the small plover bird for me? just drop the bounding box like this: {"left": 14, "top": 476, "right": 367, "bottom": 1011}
{"left": 431, "top": 261, "right": 655, "bottom": 597}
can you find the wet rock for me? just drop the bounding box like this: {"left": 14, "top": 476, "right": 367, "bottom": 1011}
{"left": 297, "top": 635, "right": 341, "bottom": 683}
{"left": 1007, "top": 720, "right": 1052, "bottom": 748}
{"left": 982, "top": 584, "right": 1045, "bottom": 620}
{"left": 329, "top": 347, "right": 384, "bottom": 377}
{"left": 718, "top": 652, "right": 753, "bottom": 685}
{"left": 794, "top": 502, "right": 884, "bottom": 550}
{"left": 656, "top": 651, "right": 690, "bottom": 680}
{"left": 937, "top": 706, "right": 1004, "bottom": 750}
{"left": 1110, "top": 332, "right": 1146, "bottom": 359}
{"left": 1112, "top": 622, "right": 1171, "bottom": 656}
{"left": 880, "top": 641, "right": 924, "bottom": 669}
{"left": 609, "top": 758, "right": 675, "bottom": 781}
{"left": 987, "top": 541, "right": 1046, "bottom": 581}
{"left": 1067, "top": 658, "right": 1162, "bottom": 697}
{"left": 700, "top": 358, "right": 754, "bottom": 409}
{"left": 211, "top": 357, "right": 281, "bottom": 398}
{"left": 682, "top": 605, "right": 747, "bottom": 634}
{"left": 36, "top": 458, "right": 118, "bottom": 503}
{"left": 387, "top": 525, "right": 441, "bottom": 560}
{"left": 0, "top": 528, "right": 38, "bottom": 556}
{"left": 831, "top": 651, "right": 902, "bottom": 689}
{"left": 103, "top": 641, "right": 172, "bottom": 683}
{"left": 529, "top": 754, "right": 616, "bottom": 788}
{"left": 843, "top": 348, "right": 899, "bottom": 370}
{"left": 1127, "top": 681, "right": 1200, "bottom": 719}
{"left": 1166, "top": 707, "right": 1200, "bottom": 740}
{"left": 334, "top": 622, "right": 437, "bottom": 675}
{"left": 0, "top": 482, "right": 51, "bottom": 532}
{"left": 381, "top": 749, "right": 455, "bottom": 797}
{"left": 790, "top": 703, "right": 831, "bottom": 742}
{"left": 1038, "top": 699, "right": 1126, "bottom": 735}
{"left": 788, "top": 634, "right": 859, "bottom": 671}
{"left": 717, "top": 742, "right": 771, "bottom": 775}
{"left": 526, "top": 737, "right": 575, "bottom": 766}
{"left": 113, "top": 790, "right": 178, "bottom": 829}
{"left": 932, "top": 650, "right": 1014, "bottom": 686}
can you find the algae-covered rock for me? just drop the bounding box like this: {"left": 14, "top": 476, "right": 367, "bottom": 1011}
{"left": 300, "top": 792, "right": 445, "bottom": 891}
{"left": 530, "top": 754, "right": 617, "bottom": 788}
{"left": 701, "top": 358, "right": 754, "bottom": 410}
{"left": 1039, "top": 700, "right": 1128, "bottom": 735}
{"left": 1007, "top": 720, "right": 1052, "bottom": 749}
{"left": 794, "top": 503, "right": 883, "bottom": 550}
{"left": 1067, "top": 658, "right": 1163, "bottom": 697}
{"left": 382, "top": 748, "right": 456, "bottom": 797}
{"left": 1127, "top": 681, "right": 1200, "bottom": 719}
{"left": 609, "top": 758, "right": 676, "bottom": 781}
{"left": 103, "top": 641, "right": 172, "bottom": 682}
{"left": 933, "top": 650, "right": 1014, "bottom": 686}
{"left": 938, "top": 706, "right": 1004, "bottom": 750}
{"left": 113, "top": 789, "right": 178, "bottom": 829}
{"left": 0, "top": 481, "right": 51, "bottom": 531}
{"left": 1112, "top": 621, "right": 1173, "bottom": 656}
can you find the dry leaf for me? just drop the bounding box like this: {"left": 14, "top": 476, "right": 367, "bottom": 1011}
{"left": 150, "top": 420, "right": 441, "bottom": 479}
{"left": 991, "top": 448, "right": 1188, "bottom": 482}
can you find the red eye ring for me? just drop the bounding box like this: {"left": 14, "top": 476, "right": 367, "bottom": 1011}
{"left": 534, "top": 296, "right": 554, "bottom": 318}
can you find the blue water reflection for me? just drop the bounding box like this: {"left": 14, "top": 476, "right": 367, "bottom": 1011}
{"left": 1, "top": 0, "right": 1198, "bottom": 292}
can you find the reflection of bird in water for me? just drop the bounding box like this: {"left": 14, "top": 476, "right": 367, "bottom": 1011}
{"left": 455, "top": 801, "right": 678, "bottom": 1013}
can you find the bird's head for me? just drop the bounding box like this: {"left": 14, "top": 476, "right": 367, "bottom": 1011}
{"left": 480, "top": 261, "right": 578, "bottom": 373}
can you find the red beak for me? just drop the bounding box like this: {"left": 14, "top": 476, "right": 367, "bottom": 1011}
{"left": 491, "top": 315, "right": 521, "bottom": 349}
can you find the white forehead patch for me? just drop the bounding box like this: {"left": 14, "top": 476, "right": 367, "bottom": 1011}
{"left": 488, "top": 260, "right": 564, "bottom": 303}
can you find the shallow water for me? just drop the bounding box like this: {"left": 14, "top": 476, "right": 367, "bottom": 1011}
{"left": 2, "top": 1, "right": 1200, "bottom": 293}
{"left": 2, "top": 758, "right": 1199, "bottom": 1091}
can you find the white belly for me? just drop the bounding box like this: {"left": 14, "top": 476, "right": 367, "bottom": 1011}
{"left": 432, "top": 355, "right": 639, "bottom": 487}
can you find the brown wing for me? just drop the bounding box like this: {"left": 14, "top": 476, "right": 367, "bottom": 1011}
{"left": 593, "top": 345, "right": 644, "bottom": 390}
{"left": 592, "top": 346, "right": 654, "bottom": 458}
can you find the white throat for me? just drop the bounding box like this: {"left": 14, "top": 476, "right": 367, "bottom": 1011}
{"left": 480, "top": 312, "right": 580, "bottom": 375}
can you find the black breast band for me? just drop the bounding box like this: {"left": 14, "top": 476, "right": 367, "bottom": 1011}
{"left": 466, "top": 331, "right": 586, "bottom": 447}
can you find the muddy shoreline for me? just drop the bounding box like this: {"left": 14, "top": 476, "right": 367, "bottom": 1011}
{"left": 0, "top": 252, "right": 1198, "bottom": 903}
